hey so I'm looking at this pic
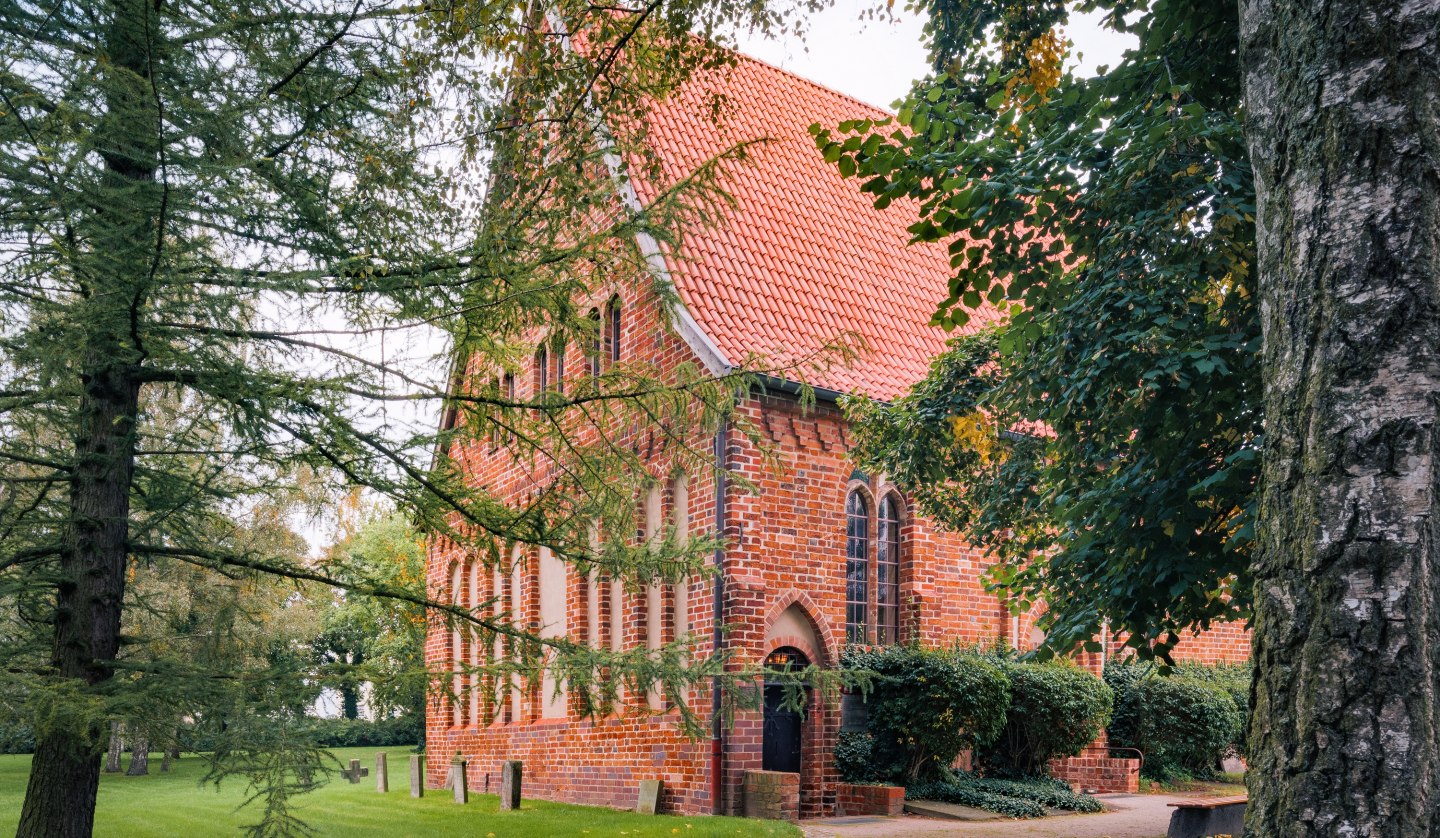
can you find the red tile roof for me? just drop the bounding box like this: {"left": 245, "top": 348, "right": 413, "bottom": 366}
{"left": 627, "top": 51, "right": 1001, "bottom": 402}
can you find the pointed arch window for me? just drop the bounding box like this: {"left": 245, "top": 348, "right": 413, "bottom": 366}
{"left": 535, "top": 344, "right": 548, "bottom": 393}
{"left": 877, "top": 495, "right": 902, "bottom": 644}
{"left": 844, "top": 491, "right": 869, "bottom": 643}
{"left": 553, "top": 336, "right": 566, "bottom": 393}
{"left": 605, "top": 296, "right": 622, "bottom": 365}
{"left": 588, "top": 308, "right": 602, "bottom": 377}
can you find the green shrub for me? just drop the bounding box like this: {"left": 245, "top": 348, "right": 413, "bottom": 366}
{"left": 834, "top": 731, "right": 878, "bottom": 784}
{"left": 841, "top": 645, "right": 1010, "bottom": 782}
{"left": 1175, "top": 662, "right": 1251, "bottom": 757}
{"left": 1106, "top": 661, "right": 1242, "bottom": 780}
{"left": 307, "top": 714, "right": 423, "bottom": 749}
{"left": 982, "top": 658, "right": 1112, "bottom": 776}
{"left": 964, "top": 776, "right": 1105, "bottom": 813}
{"left": 0, "top": 721, "right": 35, "bottom": 755}
{"left": 905, "top": 779, "right": 1046, "bottom": 819}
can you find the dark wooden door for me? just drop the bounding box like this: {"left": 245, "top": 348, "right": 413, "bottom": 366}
{"left": 762, "top": 683, "right": 803, "bottom": 773}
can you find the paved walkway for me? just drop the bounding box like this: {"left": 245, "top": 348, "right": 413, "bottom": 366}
{"left": 800, "top": 793, "right": 1187, "bottom": 838}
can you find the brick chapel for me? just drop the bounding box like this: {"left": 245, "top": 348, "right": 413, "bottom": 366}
{"left": 425, "top": 47, "right": 1250, "bottom": 818}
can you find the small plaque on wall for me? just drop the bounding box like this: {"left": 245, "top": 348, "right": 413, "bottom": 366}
{"left": 840, "top": 692, "right": 867, "bottom": 733}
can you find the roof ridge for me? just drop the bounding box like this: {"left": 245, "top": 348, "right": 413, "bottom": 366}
{"left": 720, "top": 43, "right": 900, "bottom": 120}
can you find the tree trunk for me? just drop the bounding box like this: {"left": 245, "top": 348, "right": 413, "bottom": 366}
{"left": 341, "top": 649, "right": 364, "bottom": 720}
{"left": 104, "top": 722, "right": 124, "bottom": 773}
{"left": 125, "top": 733, "right": 149, "bottom": 776}
{"left": 16, "top": 2, "right": 156, "bottom": 835}
{"left": 1241, "top": 0, "right": 1440, "bottom": 834}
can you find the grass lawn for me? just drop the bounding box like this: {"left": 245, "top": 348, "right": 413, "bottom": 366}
{"left": 0, "top": 747, "right": 801, "bottom": 837}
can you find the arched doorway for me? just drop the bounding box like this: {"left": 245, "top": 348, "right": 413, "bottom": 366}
{"left": 762, "top": 647, "right": 810, "bottom": 773}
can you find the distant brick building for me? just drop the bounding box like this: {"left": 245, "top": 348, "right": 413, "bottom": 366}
{"left": 425, "top": 50, "right": 1249, "bottom": 818}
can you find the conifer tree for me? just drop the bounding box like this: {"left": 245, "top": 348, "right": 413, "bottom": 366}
{"left": 0, "top": 0, "right": 818, "bottom": 833}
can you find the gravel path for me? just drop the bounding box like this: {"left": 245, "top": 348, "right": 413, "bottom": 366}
{"left": 800, "top": 793, "right": 1187, "bottom": 838}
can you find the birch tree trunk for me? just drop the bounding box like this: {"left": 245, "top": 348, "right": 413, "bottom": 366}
{"left": 104, "top": 722, "right": 124, "bottom": 774}
{"left": 1241, "top": 0, "right": 1440, "bottom": 833}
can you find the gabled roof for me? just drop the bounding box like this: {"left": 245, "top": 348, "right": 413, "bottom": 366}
{"left": 627, "top": 51, "right": 1000, "bottom": 402}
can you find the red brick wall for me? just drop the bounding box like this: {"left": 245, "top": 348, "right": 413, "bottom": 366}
{"left": 426, "top": 267, "right": 1250, "bottom": 816}
{"left": 743, "top": 770, "right": 800, "bottom": 821}
{"left": 1049, "top": 752, "right": 1142, "bottom": 794}
{"left": 836, "top": 783, "right": 905, "bottom": 816}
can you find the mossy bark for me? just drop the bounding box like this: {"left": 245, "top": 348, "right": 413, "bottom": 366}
{"left": 1241, "top": 0, "right": 1440, "bottom": 833}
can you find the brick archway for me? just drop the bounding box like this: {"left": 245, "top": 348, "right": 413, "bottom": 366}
{"left": 762, "top": 589, "right": 837, "bottom": 667}
{"left": 760, "top": 592, "right": 838, "bottom": 818}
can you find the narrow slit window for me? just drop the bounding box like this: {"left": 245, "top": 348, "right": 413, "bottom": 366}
{"left": 605, "top": 297, "right": 622, "bottom": 365}
{"left": 588, "top": 308, "right": 602, "bottom": 377}
{"left": 553, "top": 338, "right": 566, "bottom": 393}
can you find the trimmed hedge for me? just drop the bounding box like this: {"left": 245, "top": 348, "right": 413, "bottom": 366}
{"left": 983, "top": 658, "right": 1113, "bottom": 776}
{"left": 307, "top": 714, "right": 422, "bottom": 749}
{"left": 1106, "top": 661, "right": 1242, "bottom": 780}
{"left": 841, "top": 645, "right": 1010, "bottom": 782}
{"left": 1175, "top": 662, "right": 1251, "bottom": 756}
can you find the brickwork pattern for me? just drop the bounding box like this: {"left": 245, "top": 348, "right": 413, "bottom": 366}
{"left": 743, "top": 770, "right": 800, "bottom": 821}
{"left": 835, "top": 783, "right": 905, "bottom": 817}
{"left": 426, "top": 214, "right": 1251, "bottom": 821}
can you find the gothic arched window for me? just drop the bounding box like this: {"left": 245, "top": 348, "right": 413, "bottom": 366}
{"left": 844, "top": 490, "right": 870, "bottom": 643}
{"left": 877, "top": 495, "right": 903, "bottom": 644}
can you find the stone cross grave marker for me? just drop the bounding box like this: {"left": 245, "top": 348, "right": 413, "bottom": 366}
{"left": 500, "top": 760, "right": 523, "bottom": 811}
{"left": 340, "top": 759, "right": 369, "bottom": 784}
{"left": 375, "top": 752, "right": 388, "bottom": 793}
{"left": 409, "top": 754, "right": 424, "bottom": 798}
{"left": 637, "top": 779, "right": 663, "bottom": 815}
{"left": 449, "top": 752, "right": 468, "bottom": 804}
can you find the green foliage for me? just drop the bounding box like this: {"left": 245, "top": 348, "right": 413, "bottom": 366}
{"left": 905, "top": 778, "right": 1046, "bottom": 819}
{"left": 1105, "top": 661, "right": 1243, "bottom": 780}
{"left": 0, "top": 0, "right": 825, "bottom": 832}
{"left": 984, "top": 658, "right": 1112, "bottom": 776}
{"left": 841, "top": 645, "right": 1010, "bottom": 782}
{"left": 963, "top": 776, "right": 1104, "bottom": 813}
{"left": 306, "top": 716, "right": 422, "bottom": 751}
{"left": 826, "top": 0, "right": 1258, "bottom": 660}
{"left": 1171, "top": 662, "right": 1251, "bottom": 756}
{"left": 834, "top": 731, "right": 879, "bottom": 784}
{"left": 313, "top": 511, "right": 428, "bottom": 730}
{"left": 0, "top": 723, "right": 34, "bottom": 756}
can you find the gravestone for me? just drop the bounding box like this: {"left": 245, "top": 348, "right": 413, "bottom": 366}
{"left": 636, "top": 779, "right": 663, "bottom": 815}
{"left": 340, "top": 758, "right": 369, "bottom": 784}
{"left": 449, "top": 752, "right": 468, "bottom": 804}
{"left": 409, "top": 755, "right": 424, "bottom": 798}
{"left": 499, "top": 760, "right": 523, "bottom": 811}
{"left": 375, "top": 752, "right": 388, "bottom": 793}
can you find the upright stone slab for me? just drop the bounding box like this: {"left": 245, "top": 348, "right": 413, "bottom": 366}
{"left": 375, "top": 752, "right": 389, "bottom": 793}
{"left": 409, "top": 755, "right": 424, "bottom": 798}
{"left": 499, "top": 760, "right": 523, "bottom": 811}
{"left": 636, "top": 779, "right": 663, "bottom": 814}
{"left": 449, "top": 752, "right": 468, "bottom": 804}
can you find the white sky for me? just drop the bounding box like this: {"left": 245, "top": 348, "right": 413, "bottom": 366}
{"left": 736, "top": 1, "right": 1135, "bottom": 110}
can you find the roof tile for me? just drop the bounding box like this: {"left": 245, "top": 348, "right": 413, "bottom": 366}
{"left": 629, "top": 52, "right": 1000, "bottom": 400}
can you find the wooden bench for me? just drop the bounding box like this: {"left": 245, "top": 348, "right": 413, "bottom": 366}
{"left": 1167, "top": 795, "right": 1247, "bottom": 838}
